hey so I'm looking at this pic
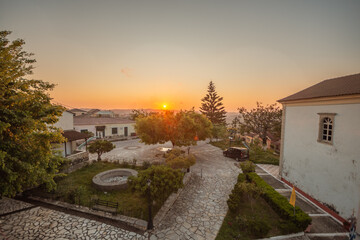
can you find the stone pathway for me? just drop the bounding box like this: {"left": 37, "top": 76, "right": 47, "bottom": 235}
{"left": 0, "top": 206, "right": 145, "bottom": 240}
{"left": 256, "top": 164, "right": 348, "bottom": 240}
{"left": 150, "top": 142, "right": 240, "bottom": 240}
{"left": 0, "top": 197, "right": 33, "bottom": 216}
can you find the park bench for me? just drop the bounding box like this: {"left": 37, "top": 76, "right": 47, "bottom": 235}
{"left": 92, "top": 199, "right": 119, "bottom": 214}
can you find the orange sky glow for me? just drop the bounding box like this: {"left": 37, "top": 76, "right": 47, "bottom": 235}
{"left": 1, "top": 1, "right": 359, "bottom": 112}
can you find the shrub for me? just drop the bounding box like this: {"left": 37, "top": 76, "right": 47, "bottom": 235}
{"left": 240, "top": 160, "right": 255, "bottom": 174}
{"left": 247, "top": 172, "right": 312, "bottom": 231}
{"left": 142, "top": 160, "right": 151, "bottom": 169}
{"left": 236, "top": 215, "right": 271, "bottom": 238}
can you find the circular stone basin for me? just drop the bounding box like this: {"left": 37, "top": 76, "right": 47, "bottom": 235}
{"left": 92, "top": 168, "right": 138, "bottom": 191}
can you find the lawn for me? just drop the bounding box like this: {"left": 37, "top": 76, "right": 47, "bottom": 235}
{"left": 30, "top": 162, "right": 159, "bottom": 221}
{"left": 216, "top": 196, "right": 285, "bottom": 240}
{"left": 210, "top": 139, "right": 279, "bottom": 165}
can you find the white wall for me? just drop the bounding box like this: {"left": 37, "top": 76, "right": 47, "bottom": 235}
{"left": 281, "top": 103, "right": 360, "bottom": 220}
{"left": 74, "top": 123, "right": 135, "bottom": 137}
{"left": 54, "top": 111, "right": 74, "bottom": 130}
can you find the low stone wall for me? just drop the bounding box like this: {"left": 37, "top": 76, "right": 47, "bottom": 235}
{"left": 65, "top": 151, "right": 89, "bottom": 173}
{"left": 153, "top": 170, "right": 192, "bottom": 227}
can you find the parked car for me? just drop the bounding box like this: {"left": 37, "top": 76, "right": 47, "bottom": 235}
{"left": 223, "top": 147, "right": 249, "bottom": 161}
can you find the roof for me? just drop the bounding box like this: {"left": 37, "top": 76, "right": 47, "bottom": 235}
{"left": 278, "top": 73, "right": 360, "bottom": 103}
{"left": 74, "top": 117, "right": 135, "bottom": 126}
{"left": 70, "top": 108, "right": 86, "bottom": 112}
{"left": 86, "top": 109, "right": 100, "bottom": 115}
{"left": 62, "top": 130, "right": 90, "bottom": 141}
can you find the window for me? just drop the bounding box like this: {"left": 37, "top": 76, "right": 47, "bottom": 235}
{"left": 80, "top": 129, "right": 88, "bottom": 133}
{"left": 112, "top": 127, "right": 118, "bottom": 134}
{"left": 318, "top": 113, "right": 336, "bottom": 144}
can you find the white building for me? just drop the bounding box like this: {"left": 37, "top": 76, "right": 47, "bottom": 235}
{"left": 53, "top": 111, "right": 89, "bottom": 157}
{"left": 74, "top": 116, "right": 136, "bottom": 139}
{"left": 278, "top": 73, "right": 360, "bottom": 230}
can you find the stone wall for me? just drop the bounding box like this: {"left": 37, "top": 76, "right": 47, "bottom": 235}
{"left": 64, "top": 151, "right": 89, "bottom": 173}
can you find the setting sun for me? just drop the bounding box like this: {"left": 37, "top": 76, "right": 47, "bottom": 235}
{"left": 163, "top": 104, "right": 167, "bottom": 109}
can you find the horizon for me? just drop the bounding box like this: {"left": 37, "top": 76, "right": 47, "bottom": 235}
{"left": 1, "top": 0, "right": 359, "bottom": 112}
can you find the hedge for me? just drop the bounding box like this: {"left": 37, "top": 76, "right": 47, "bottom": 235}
{"left": 247, "top": 172, "right": 312, "bottom": 230}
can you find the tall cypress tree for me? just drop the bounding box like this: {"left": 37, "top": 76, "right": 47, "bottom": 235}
{"left": 200, "top": 81, "right": 227, "bottom": 125}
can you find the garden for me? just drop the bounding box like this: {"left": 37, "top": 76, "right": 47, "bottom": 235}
{"left": 28, "top": 147, "right": 196, "bottom": 221}
{"left": 216, "top": 161, "right": 311, "bottom": 240}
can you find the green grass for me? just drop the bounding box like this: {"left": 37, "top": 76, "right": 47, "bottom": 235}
{"left": 31, "top": 162, "right": 158, "bottom": 220}
{"left": 216, "top": 196, "right": 284, "bottom": 240}
{"left": 249, "top": 146, "right": 279, "bottom": 165}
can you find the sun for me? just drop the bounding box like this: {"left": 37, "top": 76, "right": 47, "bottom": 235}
{"left": 163, "top": 104, "right": 167, "bottom": 109}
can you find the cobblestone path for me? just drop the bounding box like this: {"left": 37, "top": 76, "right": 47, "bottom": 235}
{"left": 0, "top": 206, "right": 145, "bottom": 240}
{"left": 151, "top": 142, "right": 240, "bottom": 240}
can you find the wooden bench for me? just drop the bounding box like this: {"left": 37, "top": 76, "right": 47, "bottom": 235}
{"left": 92, "top": 199, "right": 118, "bottom": 214}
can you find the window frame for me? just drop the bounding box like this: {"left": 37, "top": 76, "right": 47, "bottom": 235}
{"left": 317, "top": 113, "right": 336, "bottom": 145}
{"left": 112, "top": 127, "right": 118, "bottom": 135}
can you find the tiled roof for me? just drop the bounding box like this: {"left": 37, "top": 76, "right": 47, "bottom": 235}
{"left": 70, "top": 108, "right": 86, "bottom": 112}
{"left": 74, "top": 117, "right": 135, "bottom": 126}
{"left": 62, "top": 130, "right": 90, "bottom": 141}
{"left": 278, "top": 73, "right": 360, "bottom": 102}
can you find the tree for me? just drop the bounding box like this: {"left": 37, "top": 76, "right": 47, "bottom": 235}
{"left": 130, "top": 109, "right": 156, "bottom": 121}
{"left": 88, "top": 140, "right": 115, "bottom": 161}
{"left": 211, "top": 124, "right": 228, "bottom": 142}
{"left": 0, "top": 31, "right": 66, "bottom": 197}
{"left": 128, "top": 165, "right": 184, "bottom": 204}
{"left": 200, "top": 81, "right": 227, "bottom": 125}
{"left": 135, "top": 110, "right": 212, "bottom": 147}
{"left": 238, "top": 102, "right": 282, "bottom": 145}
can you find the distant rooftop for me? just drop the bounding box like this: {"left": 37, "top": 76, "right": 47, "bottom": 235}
{"left": 70, "top": 108, "right": 86, "bottom": 112}
{"left": 74, "top": 117, "right": 135, "bottom": 125}
{"left": 278, "top": 73, "right": 360, "bottom": 102}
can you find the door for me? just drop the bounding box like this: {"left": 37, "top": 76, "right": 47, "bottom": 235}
{"left": 124, "top": 127, "right": 128, "bottom": 137}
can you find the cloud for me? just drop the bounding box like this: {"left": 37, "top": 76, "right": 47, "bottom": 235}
{"left": 121, "top": 68, "right": 133, "bottom": 78}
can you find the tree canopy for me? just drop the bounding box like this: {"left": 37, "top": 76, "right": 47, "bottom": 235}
{"left": 200, "top": 81, "right": 227, "bottom": 125}
{"left": 135, "top": 110, "right": 212, "bottom": 147}
{"left": 128, "top": 165, "right": 184, "bottom": 204}
{"left": 0, "top": 31, "right": 65, "bottom": 197}
{"left": 238, "top": 102, "right": 282, "bottom": 145}
{"left": 88, "top": 140, "right": 115, "bottom": 161}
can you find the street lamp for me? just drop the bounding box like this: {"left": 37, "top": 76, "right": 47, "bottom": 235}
{"left": 147, "top": 179, "right": 154, "bottom": 230}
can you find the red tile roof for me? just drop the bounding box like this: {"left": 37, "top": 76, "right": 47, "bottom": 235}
{"left": 74, "top": 117, "right": 135, "bottom": 126}
{"left": 62, "top": 130, "right": 91, "bottom": 141}
{"left": 278, "top": 73, "right": 360, "bottom": 102}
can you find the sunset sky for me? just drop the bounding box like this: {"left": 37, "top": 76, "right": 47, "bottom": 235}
{"left": 1, "top": 0, "right": 359, "bottom": 111}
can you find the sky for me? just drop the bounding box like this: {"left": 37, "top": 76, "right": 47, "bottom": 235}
{"left": 1, "top": 0, "right": 359, "bottom": 112}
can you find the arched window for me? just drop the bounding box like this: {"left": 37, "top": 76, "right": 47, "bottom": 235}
{"left": 318, "top": 113, "right": 336, "bottom": 144}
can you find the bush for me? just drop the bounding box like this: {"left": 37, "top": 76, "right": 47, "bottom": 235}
{"left": 247, "top": 173, "right": 312, "bottom": 231}
{"left": 240, "top": 161, "right": 255, "bottom": 174}
{"left": 236, "top": 215, "right": 271, "bottom": 238}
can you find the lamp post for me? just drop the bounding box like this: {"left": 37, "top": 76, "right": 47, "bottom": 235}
{"left": 147, "top": 179, "right": 154, "bottom": 230}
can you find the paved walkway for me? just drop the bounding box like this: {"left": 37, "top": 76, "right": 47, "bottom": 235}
{"left": 150, "top": 142, "right": 240, "bottom": 240}
{"left": 0, "top": 199, "right": 145, "bottom": 240}
{"left": 256, "top": 164, "right": 348, "bottom": 240}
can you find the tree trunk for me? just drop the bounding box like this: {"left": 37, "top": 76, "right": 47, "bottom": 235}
{"left": 97, "top": 153, "right": 101, "bottom": 161}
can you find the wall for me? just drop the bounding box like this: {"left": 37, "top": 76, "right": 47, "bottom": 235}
{"left": 281, "top": 103, "right": 360, "bottom": 220}
{"left": 54, "top": 111, "right": 74, "bottom": 130}
{"left": 74, "top": 123, "right": 135, "bottom": 138}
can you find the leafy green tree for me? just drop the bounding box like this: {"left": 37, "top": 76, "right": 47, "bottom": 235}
{"left": 211, "top": 124, "right": 228, "bottom": 142}
{"left": 0, "top": 31, "right": 65, "bottom": 197}
{"left": 200, "top": 81, "right": 227, "bottom": 125}
{"left": 238, "top": 102, "right": 282, "bottom": 145}
{"left": 135, "top": 110, "right": 212, "bottom": 147}
{"left": 88, "top": 140, "right": 115, "bottom": 161}
{"left": 128, "top": 165, "right": 184, "bottom": 204}
{"left": 130, "top": 109, "right": 157, "bottom": 120}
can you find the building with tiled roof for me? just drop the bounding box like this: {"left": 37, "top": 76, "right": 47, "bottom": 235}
{"left": 74, "top": 116, "right": 136, "bottom": 138}
{"left": 278, "top": 73, "right": 360, "bottom": 227}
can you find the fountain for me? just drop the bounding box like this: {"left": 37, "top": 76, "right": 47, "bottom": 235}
{"left": 92, "top": 168, "right": 138, "bottom": 191}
